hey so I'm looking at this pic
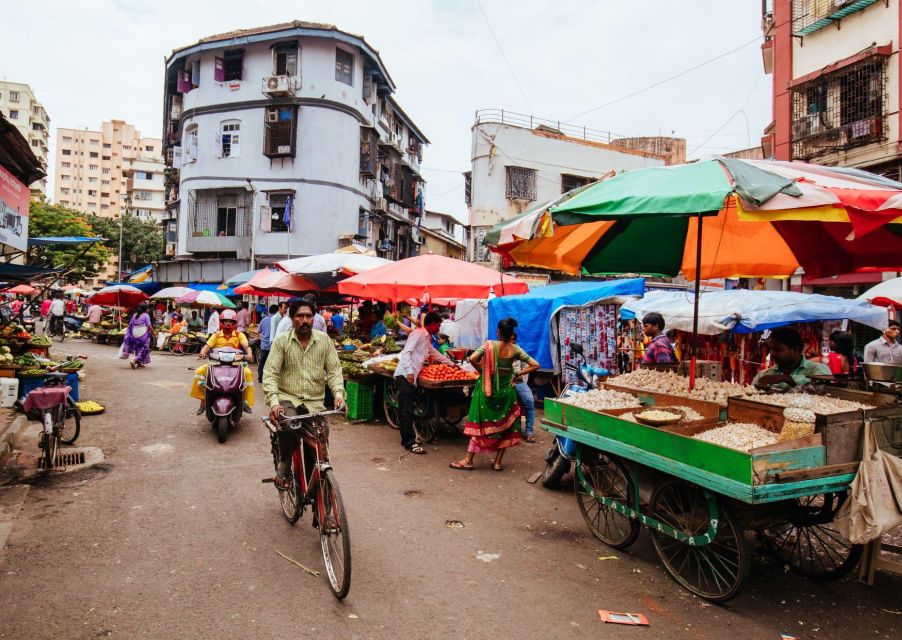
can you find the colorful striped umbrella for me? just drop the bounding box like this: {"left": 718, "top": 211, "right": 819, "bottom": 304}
{"left": 175, "top": 290, "right": 236, "bottom": 308}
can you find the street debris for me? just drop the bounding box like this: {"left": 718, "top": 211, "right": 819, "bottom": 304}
{"left": 275, "top": 550, "right": 320, "bottom": 577}
{"left": 598, "top": 610, "right": 649, "bottom": 626}
{"left": 445, "top": 520, "right": 464, "bottom": 529}
{"left": 475, "top": 551, "right": 500, "bottom": 562}
{"left": 597, "top": 555, "right": 618, "bottom": 561}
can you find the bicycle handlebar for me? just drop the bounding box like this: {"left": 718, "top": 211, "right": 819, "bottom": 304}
{"left": 262, "top": 408, "right": 344, "bottom": 428}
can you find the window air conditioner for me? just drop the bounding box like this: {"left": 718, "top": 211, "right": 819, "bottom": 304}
{"left": 263, "top": 75, "right": 296, "bottom": 97}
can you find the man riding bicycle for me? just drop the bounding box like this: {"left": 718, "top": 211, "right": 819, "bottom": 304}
{"left": 263, "top": 298, "right": 345, "bottom": 489}
{"left": 48, "top": 292, "right": 66, "bottom": 336}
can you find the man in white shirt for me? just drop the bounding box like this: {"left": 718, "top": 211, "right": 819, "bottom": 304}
{"left": 207, "top": 309, "right": 220, "bottom": 334}
{"left": 269, "top": 301, "right": 289, "bottom": 346}
{"left": 48, "top": 293, "right": 66, "bottom": 336}
{"left": 236, "top": 301, "right": 250, "bottom": 333}
{"left": 864, "top": 320, "right": 902, "bottom": 364}
{"left": 393, "top": 311, "right": 452, "bottom": 454}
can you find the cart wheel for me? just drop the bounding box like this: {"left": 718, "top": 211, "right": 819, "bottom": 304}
{"left": 760, "top": 492, "right": 862, "bottom": 580}
{"left": 169, "top": 333, "right": 190, "bottom": 355}
{"left": 575, "top": 451, "right": 640, "bottom": 549}
{"left": 412, "top": 394, "right": 436, "bottom": 443}
{"left": 649, "top": 480, "right": 751, "bottom": 603}
{"left": 383, "top": 378, "right": 401, "bottom": 430}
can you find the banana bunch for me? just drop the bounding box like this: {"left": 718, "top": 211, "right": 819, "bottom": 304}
{"left": 77, "top": 400, "right": 105, "bottom": 413}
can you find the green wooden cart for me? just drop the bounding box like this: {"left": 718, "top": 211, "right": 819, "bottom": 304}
{"left": 542, "top": 397, "right": 861, "bottom": 602}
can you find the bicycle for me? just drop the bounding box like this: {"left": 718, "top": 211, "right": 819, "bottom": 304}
{"left": 48, "top": 314, "right": 66, "bottom": 343}
{"left": 262, "top": 409, "right": 351, "bottom": 599}
{"left": 21, "top": 355, "right": 85, "bottom": 470}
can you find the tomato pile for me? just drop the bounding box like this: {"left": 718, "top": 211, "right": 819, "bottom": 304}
{"left": 418, "top": 364, "right": 479, "bottom": 382}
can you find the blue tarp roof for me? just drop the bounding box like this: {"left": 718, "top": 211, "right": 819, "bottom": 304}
{"left": 488, "top": 278, "right": 646, "bottom": 369}
{"left": 103, "top": 281, "right": 162, "bottom": 295}
{"left": 188, "top": 282, "right": 237, "bottom": 296}
{"left": 0, "top": 262, "right": 60, "bottom": 283}
{"left": 28, "top": 236, "right": 103, "bottom": 247}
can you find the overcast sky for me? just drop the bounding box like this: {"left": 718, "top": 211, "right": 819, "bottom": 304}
{"left": 3, "top": 0, "right": 771, "bottom": 222}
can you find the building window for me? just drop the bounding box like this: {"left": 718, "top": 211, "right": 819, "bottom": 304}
{"left": 268, "top": 192, "right": 292, "bottom": 232}
{"left": 88, "top": 177, "right": 98, "bottom": 183}
{"left": 145, "top": 145, "right": 154, "bottom": 152}
{"left": 90, "top": 140, "right": 99, "bottom": 146}
{"left": 505, "top": 166, "right": 537, "bottom": 201}
{"left": 561, "top": 174, "right": 593, "bottom": 193}
{"left": 122, "top": 145, "right": 131, "bottom": 151}
{"left": 791, "top": 53, "right": 888, "bottom": 160}
{"left": 8, "top": 110, "right": 18, "bottom": 119}
{"left": 61, "top": 148, "right": 71, "bottom": 156}
{"left": 89, "top": 164, "right": 99, "bottom": 171}
{"left": 136, "top": 170, "right": 154, "bottom": 180}
{"left": 184, "top": 125, "right": 198, "bottom": 163}
{"left": 221, "top": 49, "right": 244, "bottom": 81}
{"left": 360, "top": 127, "right": 377, "bottom": 177}
{"left": 62, "top": 136, "right": 72, "bottom": 143}
{"left": 100, "top": 192, "right": 110, "bottom": 198}
{"left": 102, "top": 168, "right": 110, "bottom": 174}
{"left": 220, "top": 120, "right": 240, "bottom": 158}
{"left": 335, "top": 48, "right": 353, "bottom": 85}
{"left": 61, "top": 162, "right": 71, "bottom": 168}
{"left": 89, "top": 152, "right": 98, "bottom": 158}
{"left": 216, "top": 194, "right": 238, "bottom": 235}
{"left": 88, "top": 190, "right": 97, "bottom": 196}
{"left": 357, "top": 208, "right": 370, "bottom": 239}
{"left": 103, "top": 143, "right": 111, "bottom": 149}
{"left": 274, "top": 43, "right": 298, "bottom": 76}
{"left": 60, "top": 174, "right": 70, "bottom": 180}
{"left": 133, "top": 190, "right": 152, "bottom": 201}
{"left": 9, "top": 91, "right": 18, "bottom": 102}
{"left": 263, "top": 106, "right": 297, "bottom": 158}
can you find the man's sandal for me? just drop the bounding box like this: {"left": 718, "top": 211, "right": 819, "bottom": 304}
{"left": 407, "top": 444, "right": 426, "bottom": 455}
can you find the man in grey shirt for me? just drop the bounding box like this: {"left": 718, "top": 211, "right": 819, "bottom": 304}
{"left": 864, "top": 320, "right": 902, "bottom": 364}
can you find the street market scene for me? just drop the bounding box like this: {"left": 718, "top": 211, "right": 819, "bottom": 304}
{"left": 2, "top": 2, "right": 902, "bottom": 639}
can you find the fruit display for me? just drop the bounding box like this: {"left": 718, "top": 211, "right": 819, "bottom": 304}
{"left": 740, "top": 392, "right": 873, "bottom": 414}
{"left": 76, "top": 400, "right": 105, "bottom": 415}
{"left": 610, "top": 369, "right": 754, "bottom": 407}
{"left": 27, "top": 337, "right": 51, "bottom": 347}
{"left": 693, "top": 422, "right": 778, "bottom": 451}
{"left": 341, "top": 361, "right": 368, "bottom": 378}
{"left": 0, "top": 324, "right": 31, "bottom": 341}
{"left": 558, "top": 389, "right": 642, "bottom": 412}
{"left": 19, "top": 368, "right": 47, "bottom": 377}
{"left": 417, "top": 364, "right": 479, "bottom": 383}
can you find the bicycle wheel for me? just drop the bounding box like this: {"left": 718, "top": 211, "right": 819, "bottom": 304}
{"left": 319, "top": 468, "right": 351, "bottom": 599}
{"left": 60, "top": 397, "right": 81, "bottom": 445}
{"left": 412, "top": 393, "right": 436, "bottom": 443}
{"left": 383, "top": 378, "right": 401, "bottom": 430}
{"left": 649, "top": 480, "right": 751, "bottom": 603}
{"left": 575, "top": 451, "right": 640, "bottom": 549}
{"left": 169, "top": 333, "right": 190, "bottom": 355}
{"left": 760, "top": 492, "right": 862, "bottom": 580}
{"left": 278, "top": 454, "right": 302, "bottom": 524}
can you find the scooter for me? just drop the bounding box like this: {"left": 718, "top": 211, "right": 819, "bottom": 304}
{"left": 541, "top": 343, "right": 610, "bottom": 489}
{"left": 204, "top": 347, "right": 246, "bottom": 443}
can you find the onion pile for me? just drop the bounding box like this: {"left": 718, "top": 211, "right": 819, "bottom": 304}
{"left": 611, "top": 369, "right": 754, "bottom": 407}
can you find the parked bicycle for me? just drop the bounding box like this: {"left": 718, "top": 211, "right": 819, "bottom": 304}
{"left": 21, "top": 355, "right": 85, "bottom": 470}
{"left": 262, "top": 409, "right": 351, "bottom": 599}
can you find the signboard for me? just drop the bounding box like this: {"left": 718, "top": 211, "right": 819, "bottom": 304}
{"left": 0, "top": 164, "right": 29, "bottom": 252}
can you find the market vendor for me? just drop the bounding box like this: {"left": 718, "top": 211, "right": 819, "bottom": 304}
{"left": 863, "top": 320, "right": 902, "bottom": 365}
{"left": 753, "top": 327, "right": 832, "bottom": 390}
{"left": 190, "top": 309, "right": 254, "bottom": 415}
{"left": 640, "top": 312, "right": 677, "bottom": 364}
{"left": 187, "top": 310, "right": 204, "bottom": 332}
{"left": 85, "top": 302, "right": 103, "bottom": 328}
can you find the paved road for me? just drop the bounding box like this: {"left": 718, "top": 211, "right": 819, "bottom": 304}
{"left": 0, "top": 341, "right": 899, "bottom": 640}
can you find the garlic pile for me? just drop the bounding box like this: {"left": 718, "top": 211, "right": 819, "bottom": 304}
{"left": 741, "top": 393, "right": 874, "bottom": 415}
{"left": 611, "top": 369, "right": 754, "bottom": 407}
{"left": 558, "top": 389, "right": 642, "bottom": 412}
{"left": 693, "top": 423, "right": 778, "bottom": 451}
{"left": 779, "top": 407, "right": 816, "bottom": 442}
{"left": 621, "top": 405, "right": 704, "bottom": 423}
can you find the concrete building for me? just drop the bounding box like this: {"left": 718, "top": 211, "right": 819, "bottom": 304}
{"left": 761, "top": 0, "right": 901, "bottom": 293}
{"left": 53, "top": 120, "right": 165, "bottom": 287}
{"left": 157, "top": 20, "right": 428, "bottom": 284}
{"left": 0, "top": 82, "right": 50, "bottom": 198}
{"left": 419, "top": 211, "right": 465, "bottom": 260}
{"left": 465, "top": 110, "right": 683, "bottom": 263}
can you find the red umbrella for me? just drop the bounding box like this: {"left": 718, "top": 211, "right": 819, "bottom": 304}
{"left": 3, "top": 284, "right": 36, "bottom": 295}
{"left": 86, "top": 284, "right": 148, "bottom": 308}
{"left": 337, "top": 253, "right": 529, "bottom": 302}
{"left": 237, "top": 268, "right": 316, "bottom": 296}
{"left": 233, "top": 285, "right": 292, "bottom": 297}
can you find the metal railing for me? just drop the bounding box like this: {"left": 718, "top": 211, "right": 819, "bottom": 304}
{"left": 474, "top": 109, "right": 621, "bottom": 145}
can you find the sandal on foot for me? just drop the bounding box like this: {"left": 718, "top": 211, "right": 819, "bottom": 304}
{"left": 492, "top": 463, "right": 503, "bottom": 472}
{"left": 407, "top": 444, "right": 426, "bottom": 455}
{"left": 524, "top": 435, "right": 536, "bottom": 443}
{"left": 449, "top": 461, "right": 474, "bottom": 471}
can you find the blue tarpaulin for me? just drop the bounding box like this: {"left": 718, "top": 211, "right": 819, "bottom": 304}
{"left": 621, "top": 289, "right": 887, "bottom": 335}
{"left": 103, "top": 281, "right": 162, "bottom": 295}
{"left": 488, "top": 278, "right": 646, "bottom": 370}
{"left": 189, "top": 282, "right": 237, "bottom": 296}
{"left": 28, "top": 236, "right": 103, "bottom": 246}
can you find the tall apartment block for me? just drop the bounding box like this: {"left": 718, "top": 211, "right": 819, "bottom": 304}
{"left": 0, "top": 81, "right": 50, "bottom": 198}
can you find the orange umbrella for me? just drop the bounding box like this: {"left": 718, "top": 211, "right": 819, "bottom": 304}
{"left": 238, "top": 268, "right": 316, "bottom": 296}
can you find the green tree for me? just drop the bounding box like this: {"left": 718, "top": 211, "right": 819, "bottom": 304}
{"left": 88, "top": 214, "right": 165, "bottom": 276}
{"left": 27, "top": 200, "right": 110, "bottom": 283}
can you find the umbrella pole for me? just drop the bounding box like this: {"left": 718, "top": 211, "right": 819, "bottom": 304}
{"left": 689, "top": 213, "right": 704, "bottom": 392}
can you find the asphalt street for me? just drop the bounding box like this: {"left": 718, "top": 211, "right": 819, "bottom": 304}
{"left": 0, "top": 341, "right": 899, "bottom": 640}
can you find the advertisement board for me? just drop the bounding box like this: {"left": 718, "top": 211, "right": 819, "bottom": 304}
{"left": 0, "top": 164, "right": 29, "bottom": 251}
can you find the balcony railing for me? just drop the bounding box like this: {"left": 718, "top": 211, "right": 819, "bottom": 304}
{"left": 791, "top": 0, "right": 880, "bottom": 37}
{"left": 475, "top": 109, "right": 621, "bottom": 145}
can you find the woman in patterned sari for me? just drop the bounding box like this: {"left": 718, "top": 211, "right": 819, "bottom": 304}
{"left": 450, "top": 317, "right": 539, "bottom": 472}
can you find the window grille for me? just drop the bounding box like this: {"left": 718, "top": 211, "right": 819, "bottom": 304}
{"left": 791, "top": 53, "right": 887, "bottom": 160}
{"left": 561, "top": 174, "right": 593, "bottom": 194}
{"left": 264, "top": 106, "right": 297, "bottom": 158}
{"left": 223, "top": 50, "right": 243, "bottom": 81}
{"left": 359, "top": 127, "right": 378, "bottom": 177}
{"left": 186, "top": 189, "right": 252, "bottom": 237}
{"left": 505, "top": 166, "right": 537, "bottom": 201}
{"left": 792, "top": 0, "right": 879, "bottom": 36}
{"left": 268, "top": 192, "right": 293, "bottom": 232}
{"left": 464, "top": 172, "right": 472, "bottom": 207}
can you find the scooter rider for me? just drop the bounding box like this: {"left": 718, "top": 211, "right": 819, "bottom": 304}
{"left": 191, "top": 308, "right": 255, "bottom": 415}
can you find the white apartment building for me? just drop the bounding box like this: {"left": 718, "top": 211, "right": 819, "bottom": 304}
{"left": 158, "top": 20, "right": 428, "bottom": 283}
{"left": 54, "top": 121, "right": 165, "bottom": 221}
{"left": 0, "top": 81, "right": 50, "bottom": 197}
{"left": 466, "top": 110, "right": 684, "bottom": 262}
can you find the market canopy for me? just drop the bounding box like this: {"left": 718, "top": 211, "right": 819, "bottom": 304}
{"left": 277, "top": 252, "right": 391, "bottom": 290}
{"left": 0, "top": 263, "right": 60, "bottom": 283}
{"left": 338, "top": 253, "right": 530, "bottom": 302}
{"left": 2, "top": 283, "right": 36, "bottom": 295}
{"left": 27, "top": 236, "right": 104, "bottom": 247}
{"left": 176, "top": 290, "right": 236, "bottom": 308}
{"left": 86, "top": 284, "right": 148, "bottom": 308}
{"left": 621, "top": 289, "right": 888, "bottom": 335}
{"left": 150, "top": 286, "right": 195, "bottom": 300}
{"left": 223, "top": 269, "right": 261, "bottom": 287}
{"left": 487, "top": 278, "right": 646, "bottom": 369}
{"left": 188, "top": 282, "right": 237, "bottom": 297}
{"left": 857, "top": 277, "right": 902, "bottom": 309}
{"left": 234, "top": 268, "right": 316, "bottom": 296}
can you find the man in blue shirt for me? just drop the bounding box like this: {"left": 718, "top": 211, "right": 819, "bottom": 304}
{"left": 257, "top": 304, "right": 278, "bottom": 383}
{"left": 331, "top": 309, "right": 345, "bottom": 334}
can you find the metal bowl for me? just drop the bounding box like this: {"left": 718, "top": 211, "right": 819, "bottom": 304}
{"left": 862, "top": 362, "right": 902, "bottom": 382}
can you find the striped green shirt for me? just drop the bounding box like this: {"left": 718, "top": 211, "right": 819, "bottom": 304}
{"left": 262, "top": 329, "right": 344, "bottom": 412}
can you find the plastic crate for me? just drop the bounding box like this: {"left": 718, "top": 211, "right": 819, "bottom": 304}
{"left": 18, "top": 372, "right": 79, "bottom": 402}
{"left": 345, "top": 380, "right": 374, "bottom": 421}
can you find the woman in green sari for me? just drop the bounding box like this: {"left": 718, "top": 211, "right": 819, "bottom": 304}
{"left": 450, "top": 317, "right": 539, "bottom": 471}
